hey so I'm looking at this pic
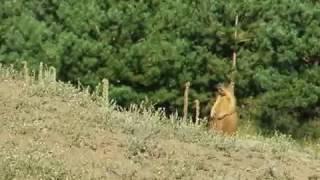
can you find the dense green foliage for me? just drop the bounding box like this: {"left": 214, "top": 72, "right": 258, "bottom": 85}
{"left": 1, "top": 0, "right": 319, "bottom": 139}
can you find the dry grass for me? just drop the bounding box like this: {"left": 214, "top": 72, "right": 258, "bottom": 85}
{"left": 0, "top": 63, "right": 319, "bottom": 180}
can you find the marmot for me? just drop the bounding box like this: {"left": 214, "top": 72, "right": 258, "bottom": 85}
{"left": 209, "top": 82, "right": 238, "bottom": 135}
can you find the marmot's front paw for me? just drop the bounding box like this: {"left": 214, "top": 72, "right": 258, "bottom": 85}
{"left": 210, "top": 110, "right": 216, "bottom": 118}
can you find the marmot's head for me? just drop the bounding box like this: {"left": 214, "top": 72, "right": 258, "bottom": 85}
{"left": 215, "top": 83, "right": 228, "bottom": 96}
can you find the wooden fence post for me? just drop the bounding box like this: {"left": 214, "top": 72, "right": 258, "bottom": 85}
{"left": 194, "top": 99, "right": 200, "bottom": 125}
{"left": 183, "top": 81, "right": 190, "bottom": 122}
{"left": 38, "top": 62, "right": 44, "bottom": 85}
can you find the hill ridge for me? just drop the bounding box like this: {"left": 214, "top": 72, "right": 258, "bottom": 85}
{"left": 0, "top": 67, "right": 319, "bottom": 179}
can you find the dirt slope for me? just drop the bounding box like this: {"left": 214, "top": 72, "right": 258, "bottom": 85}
{"left": 0, "top": 77, "right": 319, "bottom": 180}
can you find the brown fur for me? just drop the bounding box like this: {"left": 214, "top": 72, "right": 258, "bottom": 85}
{"left": 208, "top": 82, "right": 238, "bottom": 135}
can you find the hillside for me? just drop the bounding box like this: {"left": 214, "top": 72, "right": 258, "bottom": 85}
{"left": 0, "top": 68, "right": 319, "bottom": 180}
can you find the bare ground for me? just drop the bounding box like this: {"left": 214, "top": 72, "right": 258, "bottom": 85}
{"left": 0, "top": 77, "right": 320, "bottom": 180}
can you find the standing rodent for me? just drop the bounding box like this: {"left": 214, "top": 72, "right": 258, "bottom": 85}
{"left": 208, "top": 82, "right": 238, "bottom": 135}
